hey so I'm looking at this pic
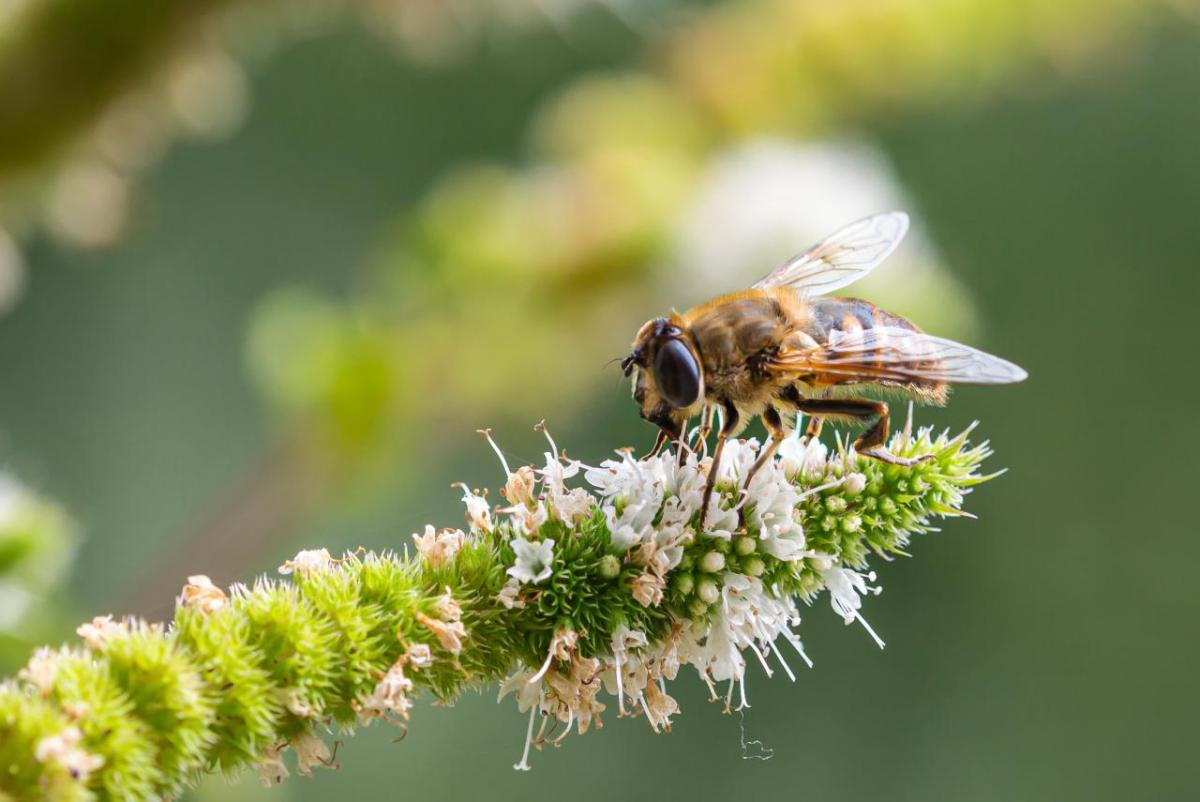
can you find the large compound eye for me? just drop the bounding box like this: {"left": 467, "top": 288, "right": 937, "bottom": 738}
{"left": 653, "top": 339, "right": 701, "bottom": 408}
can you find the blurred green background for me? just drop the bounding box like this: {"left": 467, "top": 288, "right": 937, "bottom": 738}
{"left": 0, "top": 1, "right": 1197, "bottom": 799}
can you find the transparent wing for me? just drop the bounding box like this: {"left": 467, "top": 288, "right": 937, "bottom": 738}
{"left": 770, "top": 326, "right": 1028, "bottom": 385}
{"left": 753, "top": 212, "right": 910, "bottom": 295}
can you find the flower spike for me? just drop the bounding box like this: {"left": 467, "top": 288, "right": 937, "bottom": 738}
{"left": 0, "top": 421, "right": 997, "bottom": 796}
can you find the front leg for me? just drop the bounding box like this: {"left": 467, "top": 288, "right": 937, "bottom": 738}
{"left": 673, "top": 414, "right": 691, "bottom": 468}
{"left": 690, "top": 404, "right": 716, "bottom": 455}
{"left": 642, "top": 429, "right": 669, "bottom": 460}
{"left": 700, "top": 400, "right": 740, "bottom": 529}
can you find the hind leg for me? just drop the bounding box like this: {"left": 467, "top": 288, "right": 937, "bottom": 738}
{"left": 794, "top": 398, "right": 932, "bottom": 467}
{"left": 778, "top": 385, "right": 825, "bottom": 444}
{"left": 802, "top": 414, "right": 825, "bottom": 444}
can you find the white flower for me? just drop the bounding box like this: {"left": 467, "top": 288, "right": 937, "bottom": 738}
{"left": 820, "top": 563, "right": 885, "bottom": 649}
{"left": 777, "top": 435, "right": 829, "bottom": 479}
{"left": 503, "top": 499, "right": 549, "bottom": 536}
{"left": 744, "top": 460, "right": 806, "bottom": 561}
{"left": 584, "top": 450, "right": 646, "bottom": 499}
{"left": 76, "top": 615, "right": 127, "bottom": 650}
{"left": 642, "top": 678, "right": 679, "bottom": 732}
{"left": 405, "top": 643, "right": 434, "bottom": 670}
{"left": 498, "top": 669, "right": 541, "bottom": 713}
{"left": 527, "top": 628, "right": 578, "bottom": 684}
{"left": 692, "top": 608, "right": 746, "bottom": 685}
{"left": 543, "top": 655, "right": 606, "bottom": 736}
{"left": 292, "top": 732, "right": 333, "bottom": 776}
{"left": 552, "top": 486, "right": 595, "bottom": 524}
{"left": 359, "top": 657, "right": 414, "bottom": 723}
{"left": 181, "top": 574, "right": 227, "bottom": 613}
{"left": 431, "top": 588, "right": 463, "bottom": 622}
{"left": 634, "top": 526, "right": 686, "bottom": 577}
{"left": 418, "top": 612, "right": 467, "bottom": 654}
{"left": 279, "top": 548, "right": 334, "bottom": 576}
{"left": 456, "top": 483, "right": 492, "bottom": 533}
{"left": 412, "top": 525, "right": 464, "bottom": 568}
{"left": 416, "top": 589, "right": 466, "bottom": 654}
{"left": 604, "top": 499, "right": 655, "bottom": 551}
{"left": 658, "top": 453, "right": 705, "bottom": 529}
{"left": 282, "top": 689, "right": 315, "bottom": 718}
{"left": 538, "top": 449, "right": 580, "bottom": 497}
{"left": 711, "top": 437, "right": 759, "bottom": 487}
{"left": 502, "top": 465, "right": 537, "bottom": 506}
{"left": 507, "top": 536, "right": 555, "bottom": 584}
{"left": 608, "top": 624, "right": 648, "bottom": 715}
{"left": 34, "top": 726, "right": 104, "bottom": 782}
{"left": 257, "top": 742, "right": 288, "bottom": 786}
{"left": 680, "top": 573, "right": 809, "bottom": 690}
{"left": 611, "top": 624, "right": 648, "bottom": 661}
{"left": 630, "top": 570, "right": 665, "bottom": 608}
{"left": 496, "top": 577, "right": 526, "bottom": 609}
{"left": 844, "top": 472, "right": 868, "bottom": 495}
{"left": 18, "top": 647, "right": 60, "bottom": 695}
{"left": 589, "top": 450, "right": 665, "bottom": 554}
{"left": 701, "top": 494, "right": 739, "bottom": 541}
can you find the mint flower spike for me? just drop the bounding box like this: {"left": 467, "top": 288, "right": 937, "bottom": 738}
{"left": 0, "top": 419, "right": 996, "bottom": 799}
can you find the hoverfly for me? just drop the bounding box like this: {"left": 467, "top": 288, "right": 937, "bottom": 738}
{"left": 620, "top": 212, "right": 1027, "bottom": 522}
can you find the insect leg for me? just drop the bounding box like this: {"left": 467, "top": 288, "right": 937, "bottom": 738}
{"left": 803, "top": 415, "right": 825, "bottom": 444}
{"left": 691, "top": 404, "right": 716, "bottom": 453}
{"left": 701, "top": 400, "right": 740, "bottom": 529}
{"left": 777, "top": 385, "right": 823, "bottom": 443}
{"left": 737, "top": 406, "right": 786, "bottom": 523}
{"left": 674, "top": 414, "right": 691, "bottom": 469}
{"left": 742, "top": 407, "right": 786, "bottom": 491}
{"left": 643, "top": 429, "right": 669, "bottom": 460}
{"left": 793, "top": 398, "right": 932, "bottom": 467}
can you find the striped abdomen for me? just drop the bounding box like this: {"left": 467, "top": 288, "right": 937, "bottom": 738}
{"left": 801, "top": 296, "right": 947, "bottom": 402}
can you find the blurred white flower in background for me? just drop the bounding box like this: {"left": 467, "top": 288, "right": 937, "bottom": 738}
{"left": 669, "top": 138, "right": 979, "bottom": 338}
{"left": 44, "top": 163, "right": 134, "bottom": 250}
{"left": 164, "top": 48, "right": 251, "bottom": 141}
{"left": 0, "top": 0, "right": 32, "bottom": 28}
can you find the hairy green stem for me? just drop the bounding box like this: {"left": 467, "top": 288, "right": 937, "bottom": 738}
{"left": 0, "top": 424, "right": 993, "bottom": 800}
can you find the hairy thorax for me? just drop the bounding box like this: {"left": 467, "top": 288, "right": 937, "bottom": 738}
{"left": 681, "top": 290, "right": 802, "bottom": 414}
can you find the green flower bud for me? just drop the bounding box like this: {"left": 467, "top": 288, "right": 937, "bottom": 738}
{"left": 825, "top": 496, "right": 847, "bottom": 513}
{"left": 743, "top": 557, "right": 766, "bottom": 577}
{"left": 697, "top": 578, "right": 720, "bottom": 605}
{"left": 598, "top": 554, "right": 621, "bottom": 579}
{"left": 699, "top": 551, "right": 726, "bottom": 574}
{"left": 734, "top": 536, "right": 756, "bottom": 556}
